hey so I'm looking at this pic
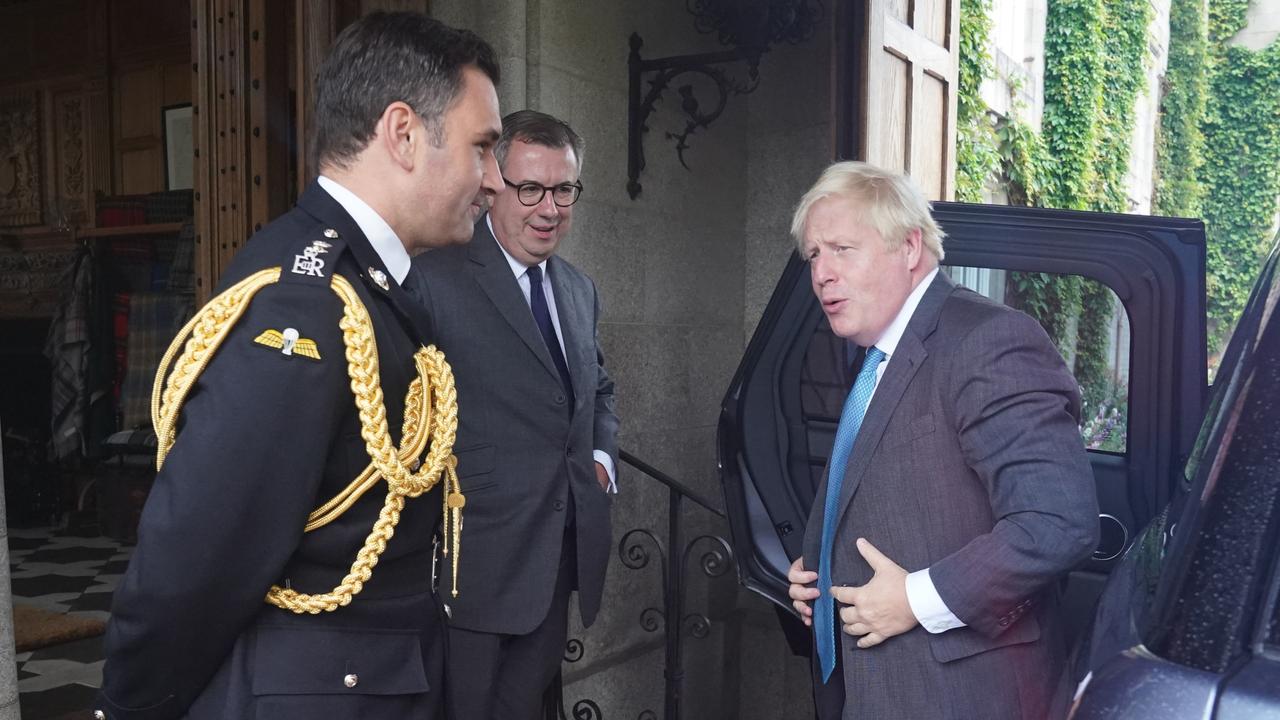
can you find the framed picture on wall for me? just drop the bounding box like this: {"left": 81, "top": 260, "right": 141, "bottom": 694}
{"left": 162, "top": 104, "right": 193, "bottom": 191}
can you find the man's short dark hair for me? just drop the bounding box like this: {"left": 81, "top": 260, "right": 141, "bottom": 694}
{"left": 312, "top": 12, "right": 499, "bottom": 169}
{"left": 495, "top": 110, "right": 584, "bottom": 172}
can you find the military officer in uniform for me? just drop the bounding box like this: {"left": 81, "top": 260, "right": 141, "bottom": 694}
{"left": 95, "top": 12, "right": 503, "bottom": 719}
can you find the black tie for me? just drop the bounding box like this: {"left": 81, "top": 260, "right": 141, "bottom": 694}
{"left": 527, "top": 265, "right": 575, "bottom": 407}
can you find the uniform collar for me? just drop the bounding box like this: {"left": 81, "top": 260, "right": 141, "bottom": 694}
{"left": 317, "top": 175, "right": 411, "bottom": 284}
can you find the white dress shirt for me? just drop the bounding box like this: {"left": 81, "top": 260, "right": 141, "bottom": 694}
{"left": 487, "top": 216, "right": 618, "bottom": 493}
{"left": 861, "top": 267, "right": 966, "bottom": 634}
{"left": 317, "top": 175, "right": 411, "bottom": 284}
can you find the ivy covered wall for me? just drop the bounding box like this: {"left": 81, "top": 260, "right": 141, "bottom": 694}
{"left": 957, "top": 0, "right": 1152, "bottom": 408}
{"left": 1200, "top": 0, "right": 1280, "bottom": 351}
{"left": 1153, "top": 0, "right": 1208, "bottom": 219}
{"left": 959, "top": 0, "right": 1280, "bottom": 372}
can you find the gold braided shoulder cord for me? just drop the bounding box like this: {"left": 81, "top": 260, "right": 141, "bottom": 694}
{"left": 151, "top": 268, "right": 466, "bottom": 615}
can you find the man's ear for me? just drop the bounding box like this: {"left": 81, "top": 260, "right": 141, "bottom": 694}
{"left": 903, "top": 227, "right": 924, "bottom": 270}
{"left": 376, "top": 101, "right": 418, "bottom": 172}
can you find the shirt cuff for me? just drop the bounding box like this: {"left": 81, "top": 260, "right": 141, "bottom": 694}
{"left": 905, "top": 568, "right": 967, "bottom": 634}
{"left": 593, "top": 450, "right": 617, "bottom": 494}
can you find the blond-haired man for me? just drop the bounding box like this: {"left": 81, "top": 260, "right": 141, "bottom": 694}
{"left": 787, "top": 162, "right": 1098, "bottom": 719}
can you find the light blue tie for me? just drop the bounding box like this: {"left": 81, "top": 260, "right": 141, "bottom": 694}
{"left": 815, "top": 346, "right": 886, "bottom": 683}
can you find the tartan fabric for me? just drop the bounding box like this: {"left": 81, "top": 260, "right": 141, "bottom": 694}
{"left": 167, "top": 223, "right": 196, "bottom": 292}
{"left": 43, "top": 249, "right": 93, "bottom": 459}
{"left": 118, "top": 293, "right": 194, "bottom": 430}
{"left": 107, "top": 239, "right": 157, "bottom": 291}
{"left": 143, "top": 190, "right": 194, "bottom": 223}
{"left": 103, "top": 428, "right": 158, "bottom": 455}
{"left": 96, "top": 197, "right": 146, "bottom": 227}
{"left": 112, "top": 292, "right": 131, "bottom": 404}
{"left": 95, "top": 190, "right": 193, "bottom": 227}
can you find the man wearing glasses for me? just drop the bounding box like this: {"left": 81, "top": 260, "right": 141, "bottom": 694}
{"left": 408, "top": 110, "right": 618, "bottom": 720}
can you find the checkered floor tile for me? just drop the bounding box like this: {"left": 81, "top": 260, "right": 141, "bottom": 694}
{"left": 8, "top": 527, "right": 132, "bottom": 719}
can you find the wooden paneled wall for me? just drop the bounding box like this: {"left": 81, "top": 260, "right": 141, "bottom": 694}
{"left": 0, "top": 0, "right": 192, "bottom": 229}
{"left": 112, "top": 0, "right": 192, "bottom": 194}
{"left": 115, "top": 61, "right": 192, "bottom": 194}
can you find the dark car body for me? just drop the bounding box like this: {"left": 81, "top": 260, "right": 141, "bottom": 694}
{"left": 718, "top": 201, "right": 1280, "bottom": 716}
{"left": 1068, "top": 236, "right": 1280, "bottom": 718}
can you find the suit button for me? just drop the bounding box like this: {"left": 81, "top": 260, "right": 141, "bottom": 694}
{"left": 554, "top": 501, "right": 565, "bottom": 511}
{"left": 344, "top": 673, "right": 359, "bottom": 688}
{"left": 566, "top": 447, "right": 575, "bottom": 457}
{"left": 554, "top": 393, "right": 566, "bottom": 404}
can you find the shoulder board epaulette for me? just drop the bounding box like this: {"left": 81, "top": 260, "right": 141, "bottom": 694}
{"left": 279, "top": 227, "right": 348, "bottom": 287}
{"left": 153, "top": 227, "right": 465, "bottom": 613}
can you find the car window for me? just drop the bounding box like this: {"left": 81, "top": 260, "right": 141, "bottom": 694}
{"left": 944, "top": 266, "right": 1128, "bottom": 452}
{"left": 1153, "top": 249, "right": 1280, "bottom": 673}
{"left": 1183, "top": 249, "right": 1280, "bottom": 490}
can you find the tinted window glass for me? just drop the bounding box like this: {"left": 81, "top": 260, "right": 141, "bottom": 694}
{"left": 1155, "top": 262, "right": 1280, "bottom": 673}
{"left": 1183, "top": 251, "right": 1280, "bottom": 489}
{"left": 945, "top": 266, "right": 1128, "bottom": 452}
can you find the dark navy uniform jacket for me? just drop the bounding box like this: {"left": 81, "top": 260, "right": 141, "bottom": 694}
{"left": 96, "top": 182, "right": 448, "bottom": 720}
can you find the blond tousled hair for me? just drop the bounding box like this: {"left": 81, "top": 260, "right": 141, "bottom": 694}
{"left": 790, "top": 161, "right": 945, "bottom": 261}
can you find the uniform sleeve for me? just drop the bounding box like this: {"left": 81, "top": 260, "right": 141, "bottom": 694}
{"left": 928, "top": 310, "right": 1100, "bottom": 638}
{"left": 98, "top": 278, "right": 350, "bottom": 718}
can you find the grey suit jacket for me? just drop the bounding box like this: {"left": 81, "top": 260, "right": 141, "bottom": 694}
{"left": 410, "top": 217, "right": 619, "bottom": 634}
{"left": 802, "top": 272, "right": 1099, "bottom": 720}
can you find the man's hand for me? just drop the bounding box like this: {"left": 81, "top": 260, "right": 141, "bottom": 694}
{"left": 788, "top": 557, "right": 820, "bottom": 626}
{"left": 595, "top": 462, "right": 610, "bottom": 492}
{"left": 831, "top": 538, "right": 917, "bottom": 648}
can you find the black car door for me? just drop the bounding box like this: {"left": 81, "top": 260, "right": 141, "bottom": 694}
{"left": 718, "top": 202, "right": 1207, "bottom": 642}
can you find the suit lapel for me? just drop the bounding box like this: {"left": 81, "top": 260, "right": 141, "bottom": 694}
{"left": 834, "top": 272, "right": 957, "bottom": 523}
{"left": 547, "top": 257, "right": 589, "bottom": 409}
{"left": 468, "top": 219, "right": 563, "bottom": 385}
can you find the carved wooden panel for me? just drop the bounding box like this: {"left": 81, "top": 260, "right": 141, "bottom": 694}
{"left": 0, "top": 92, "right": 44, "bottom": 226}
{"left": 52, "top": 90, "right": 88, "bottom": 224}
{"left": 0, "top": 231, "right": 75, "bottom": 317}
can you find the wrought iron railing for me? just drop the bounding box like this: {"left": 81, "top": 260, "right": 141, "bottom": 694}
{"left": 543, "top": 449, "right": 734, "bottom": 720}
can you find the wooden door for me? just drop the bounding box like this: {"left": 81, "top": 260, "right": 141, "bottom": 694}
{"left": 838, "top": 0, "right": 959, "bottom": 201}
{"left": 192, "top": 0, "right": 431, "bottom": 302}
{"left": 191, "top": 0, "right": 290, "bottom": 302}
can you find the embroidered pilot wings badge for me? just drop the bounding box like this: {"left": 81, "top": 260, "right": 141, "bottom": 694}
{"left": 253, "top": 328, "right": 321, "bottom": 360}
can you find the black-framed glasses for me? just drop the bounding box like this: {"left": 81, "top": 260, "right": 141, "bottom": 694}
{"left": 503, "top": 178, "right": 584, "bottom": 207}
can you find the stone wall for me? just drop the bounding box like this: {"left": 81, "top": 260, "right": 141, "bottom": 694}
{"left": 1235, "top": 0, "right": 1280, "bottom": 51}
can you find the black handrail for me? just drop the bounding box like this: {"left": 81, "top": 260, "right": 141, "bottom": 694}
{"left": 545, "top": 449, "right": 734, "bottom": 720}
{"left": 619, "top": 449, "right": 724, "bottom": 517}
